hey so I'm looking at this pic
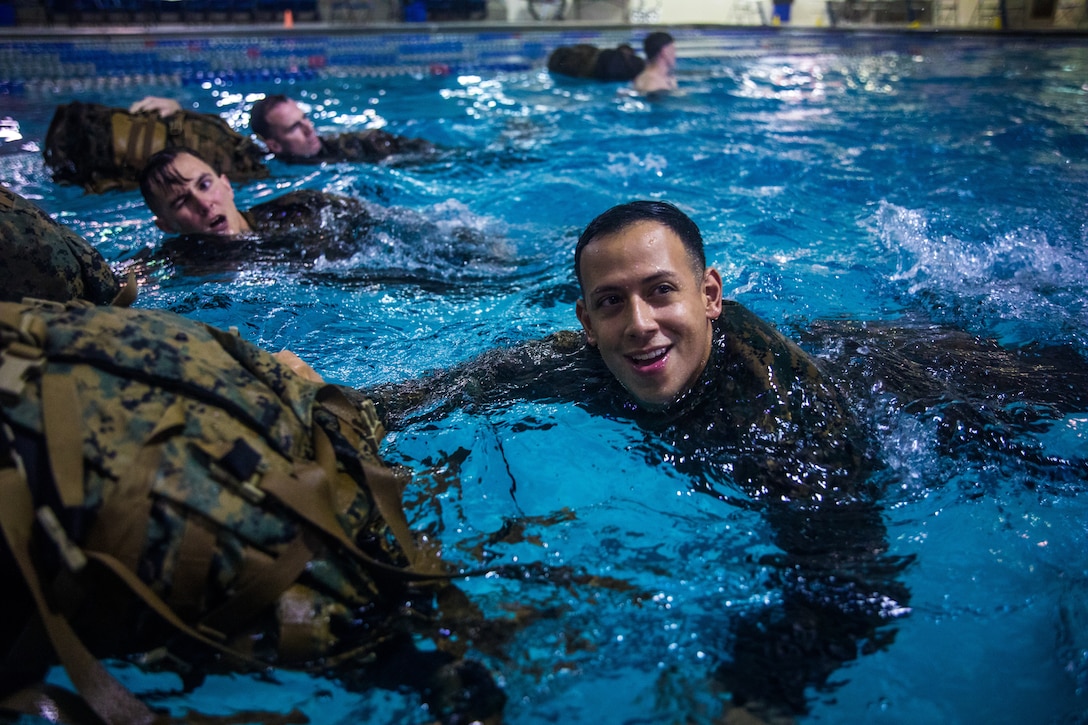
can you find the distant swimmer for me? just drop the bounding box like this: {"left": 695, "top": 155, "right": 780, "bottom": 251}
{"left": 632, "top": 32, "right": 678, "bottom": 95}
{"left": 129, "top": 93, "right": 435, "bottom": 165}
{"left": 249, "top": 93, "right": 435, "bottom": 164}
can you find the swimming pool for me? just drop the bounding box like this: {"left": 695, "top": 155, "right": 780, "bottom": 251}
{"left": 3, "top": 27, "right": 1088, "bottom": 724}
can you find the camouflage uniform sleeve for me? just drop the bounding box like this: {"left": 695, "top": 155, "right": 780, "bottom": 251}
{"left": 365, "top": 331, "right": 588, "bottom": 430}
{"left": 323, "top": 131, "right": 434, "bottom": 162}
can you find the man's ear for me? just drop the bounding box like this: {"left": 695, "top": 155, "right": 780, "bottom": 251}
{"left": 264, "top": 137, "right": 282, "bottom": 154}
{"left": 704, "top": 267, "right": 724, "bottom": 320}
{"left": 575, "top": 298, "right": 597, "bottom": 346}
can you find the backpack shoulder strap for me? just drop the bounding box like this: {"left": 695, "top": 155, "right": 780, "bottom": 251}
{"left": 0, "top": 468, "right": 162, "bottom": 725}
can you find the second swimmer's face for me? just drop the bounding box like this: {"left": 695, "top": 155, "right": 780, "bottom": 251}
{"left": 262, "top": 99, "right": 322, "bottom": 158}
{"left": 150, "top": 153, "right": 248, "bottom": 236}
{"left": 576, "top": 220, "right": 723, "bottom": 409}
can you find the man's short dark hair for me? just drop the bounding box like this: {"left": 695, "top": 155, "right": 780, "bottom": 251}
{"left": 643, "top": 32, "right": 675, "bottom": 62}
{"left": 574, "top": 200, "right": 706, "bottom": 292}
{"left": 138, "top": 146, "right": 216, "bottom": 213}
{"left": 250, "top": 94, "right": 290, "bottom": 139}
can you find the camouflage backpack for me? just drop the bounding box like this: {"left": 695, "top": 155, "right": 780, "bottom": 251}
{"left": 547, "top": 44, "right": 601, "bottom": 78}
{"left": 1, "top": 185, "right": 133, "bottom": 306}
{"left": 43, "top": 101, "right": 270, "bottom": 194}
{"left": 0, "top": 300, "right": 451, "bottom": 723}
{"left": 547, "top": 43, "right": 645, "bottom": 81}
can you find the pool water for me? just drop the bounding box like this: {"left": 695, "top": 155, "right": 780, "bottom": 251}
{"left": 3, "top": 29, "right": 1088, "bottom": 724}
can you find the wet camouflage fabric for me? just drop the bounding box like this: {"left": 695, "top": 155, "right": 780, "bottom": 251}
{"left": 244, "top": 188, "right": 372, "bottom": 243}
{"left": 548, "top": 44, "right": 645, "bottom": 81}
{"left": 0, "top": 186, "right": 119, "bottom": 304}
{"left": 43, "top": 102, "right": 269, "bottom": 194}
{"left": 277, "top": 130, "right": 434, "bottom": 165}
{"left": 369, "top": 300, "right": 868, "bottom": 500}
{"left": 1, "top": 301, "right": 415, "bottom": 671}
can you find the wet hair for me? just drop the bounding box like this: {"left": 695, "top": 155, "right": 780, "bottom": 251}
{"left": 574, "top": 200, "right": 706, "bottom": 292}
{"left": 250, "top": 94, "right": 291, "bottom": 140}
{"left": 138, "top": 146, "right": 217, "bottom": 213}
{"left": 643, "top": 32, "right": 675, "bottom": 62}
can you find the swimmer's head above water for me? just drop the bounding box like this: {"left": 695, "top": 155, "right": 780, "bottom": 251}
{"left": 139, "top": 147, "right": 252, "bottom": 236}
{"left": 574, "top": 201, "right": 723, "bottom": 409}
{"left": 250, "top": 94, "right": 323, "bottom": 159}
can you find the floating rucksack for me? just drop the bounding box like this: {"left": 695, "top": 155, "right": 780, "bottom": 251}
{"left": 0, "top": 300, "right": 469, "bottom": 724}
{"left": 547, "top": 43, "right": 645, "bottom": 81}
{"left": 0, "top": 185, "right": 131, "bottom": 306}
{"left": 43, "top": 101, "right": 270, "bottom": 194}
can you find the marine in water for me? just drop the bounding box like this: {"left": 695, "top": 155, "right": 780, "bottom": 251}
{"left": 131, "top": 146, "right": 511, "bottom": 278}
{"left": 365, "top": 200, "right": 911, "bottom": 722}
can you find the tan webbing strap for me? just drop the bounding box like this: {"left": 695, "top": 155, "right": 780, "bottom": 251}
{"left": 0, "top": 469, "right": 160, "bottom": 725}
{"left": 0, "top": 681, "right": 109, "bottom": 724}
{"left": 360, "top": 459, "right": 429, "bottom": 571}
{"left": 84, "top": 442, "right": 159, "bottom": 573}
{"left": 123, "top": 114, "right": 144, "bottom": 171}
{"left": 82, "top": 548, "right": 270, "bottom": 673}
{"left": 308, "top": 420, "right": 416, "bottom": 561}
{"left": 305, "top": 395, "right": 435, "bottom": 574}
{"left": 83, "top": 398, "right": 187, "bottom": 570}
{"left": 141, "top": 116, "right": 162, "bottom": 168}
{"left": 40, "top": 371, "right": 85, "bottom": 509}
{"left": 259, "top": 464, "right": 360, "bottom": 557}
{"left": 168, "top": 517, "right": 217, "bottom": 619}
{"left": 259, "top": 462, "right": 451, "bottom": 581}
{"left": 199, "top": 533, "right": 315, "bottom": 638}
{"left": 111, "top": 271, "right": 139, "bottom": 308}
{"left": 115, "top": 113, "right": 165, "bottom": 175}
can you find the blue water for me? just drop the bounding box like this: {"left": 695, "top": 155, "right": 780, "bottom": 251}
{"left": 3, "top": 29, "right": 1088, "bottom": 724}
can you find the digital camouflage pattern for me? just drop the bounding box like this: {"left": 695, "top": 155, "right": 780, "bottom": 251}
{"left": 0, "top": 300, "right": 450, "bottom": 693}
{"left": 43, "top": 101, "right": 270, "bottom": 194}
{"left": 0, "top": 186, "right": 120, "bottom": 305}
{"left": 370, "top": 299, "right": 868, "bottom": 499}
{"left": 276, "top": 129, "right": 434, "bottom": 165}
{"left": 243, "top": 188, "right": 373, "bottom": 241}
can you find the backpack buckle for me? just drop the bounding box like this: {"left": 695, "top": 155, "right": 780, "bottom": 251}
{"left": 36, "top": 506, "right": 88, "bottom": 572}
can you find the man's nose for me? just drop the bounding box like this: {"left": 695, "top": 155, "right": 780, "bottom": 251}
{"left": 625, "top": 297, "right": 657, "bottom": 336}
{"left": 191, "top": 194, "right": 212, "bottom": 215}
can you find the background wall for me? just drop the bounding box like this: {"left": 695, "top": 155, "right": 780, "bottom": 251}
{"left": 499, "top": 0, "right": 991, "bottom": 28}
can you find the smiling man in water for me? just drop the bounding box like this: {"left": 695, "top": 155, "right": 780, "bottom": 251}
{"left": 358, "top": 201, "right": 903, "bottom": 723}
{"left": 574, "top": 200, "right": 721, "bottom": 409}
{"left": 369, "top": 200, "right": 865, "bottom": 498}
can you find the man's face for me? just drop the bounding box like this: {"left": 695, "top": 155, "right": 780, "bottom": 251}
{"left": 150, "top": 153, "right": 248, "bottom": 236}
{"left": 576, "top": 220, "right": 723, "bottom": 409}
{"left": 261, "top": 99, "right": 322, "bottom": 158}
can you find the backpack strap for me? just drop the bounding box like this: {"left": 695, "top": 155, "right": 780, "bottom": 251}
{"left": 0, "top": 467, "right": 162, "bottom": 725}
{"left": 114, "top": 111, "right": 167, "bottom": 180}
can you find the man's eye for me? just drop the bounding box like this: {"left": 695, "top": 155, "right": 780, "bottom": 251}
{"left": 653, "top": 284, "right": 676, "bottom": 296}
{"left": 597, "top": 295, "right": 621, "bottom": 308}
